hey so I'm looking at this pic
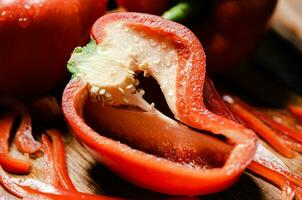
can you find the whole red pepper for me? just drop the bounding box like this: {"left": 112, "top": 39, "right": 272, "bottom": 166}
{"left": 0, "top": 0, "right": 107, "bottom": 98}
{"left": 194, "top": 0, "right": 277, "bottom": 73}
{"left": 63, "top": 12, "right": 257, "bottom": 195}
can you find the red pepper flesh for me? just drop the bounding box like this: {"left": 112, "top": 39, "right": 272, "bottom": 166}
{"left": 0, "top": 166, "right": 26, "bottom": 198}
{"left": 47, "top": 129, "right": 77, "bottom": 191}
{"left": 0, "top": 96, "right": 41, "bottom": 154}
{"left": 0, "top": 113, "right": 30, "bottom": 174}
{"left": 41, "top": 134, "right": 60, "bottom": 188}
{"left": 63, "top": 13, "right": 257, "bottom": 195}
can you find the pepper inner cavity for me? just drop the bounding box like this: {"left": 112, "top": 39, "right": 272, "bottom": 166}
{"left": 75, "top": 22, "right": 233, "bottom": 168}
{"left": 85, "top": 95, "right": 233, "bottom": 169}
{"left": 85, "top": 74, "right": 233, "bottom": 169}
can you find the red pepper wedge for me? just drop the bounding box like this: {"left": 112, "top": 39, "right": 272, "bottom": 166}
{"left": 0, "top": 113, "right": 30, "bottom": 174}
{"left": 63, "top": 12, "right": 257, "bottom": 195}
{"left": 201, "top": 80, "right": 302, "bottom": 198}
{"left": 0, "top": 96, "right": 41, "bottom": 154}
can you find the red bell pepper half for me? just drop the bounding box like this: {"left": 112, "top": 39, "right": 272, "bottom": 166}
{"left": 0, "top": 96, "right": 41, "bottom": 154}
{"left": 62, "top": 12, "right": 257, "bottom": 195}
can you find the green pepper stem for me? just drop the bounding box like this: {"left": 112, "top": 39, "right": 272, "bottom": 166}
{"left": 162, "top": 1, "right": 192, "bottom": 22}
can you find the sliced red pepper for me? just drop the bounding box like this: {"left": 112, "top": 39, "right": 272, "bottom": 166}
{"left": 0, "top": 165, "right": 121, "bottom": 200}
{"left": 288, "top": 104, "right": 302, "bottom": 120}
{"left": 201, "top": 81, "right": 302, "bottom": 198}
{"left": 0, "top": 113, "right": 30, "bottom": 174}
{"left": 223, "top": 95, "right": 295, "bottom": 158}
{"left": 0, "top": 166, "right": 26, "bottom": 198}
{"left": 47, "top": 129, "right": 77, "bottom": 191}
{"left": 233, "top": 97, "right": 302, "bottom": 143}
{"left": 0, "top": 131, "right": 117, "bottom": 199}
{"left": 0, "top": 96, "right": 41, "bottom": 154}
{"left": 247, "top": 161, "right": 296, "bottom": 199}
{"left": 279, "top": 134, "right": 302, "bottom": 152}
{"left": 63, "top": 13, "right": 256, "bottom": 195}
{"left": 223, "top": 94, "right": 302, "bottom": 158}
{"left": 41, "top": 134, "right": 60, "bottom": 188}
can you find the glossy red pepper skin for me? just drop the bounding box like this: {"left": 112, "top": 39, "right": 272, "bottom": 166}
{"left": 0, "top": 113, "right": 30, "bottom": 174}
{"left": 63, "top": 13, "right": 256, "bottom": 195}
{"left": 0, "top": 0, "right": 107, "bottom": 98}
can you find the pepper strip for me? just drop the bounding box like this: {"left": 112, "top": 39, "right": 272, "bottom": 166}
{"left": 288, "top": 104, "right": 302, "bottom": 120}
{"left": 279, "top": 134, "right": 302, "bottom": 152}
{"left": 223, "top": 95, "right": 294, "bottom": 158}
{"left": 248, "top": 162, "right": 295, "bottom": 199}
{"left": 0, "top": 113, "right": 30, "bottom": 174}
{"left": 0, "top": 166, "right": 26, "bottom": 198}
{"left": 47, "top": 129, "right": 77, "bottom": 191}
{"left": 202, "top": 79, "right": 302, "bottom": 198}
{"left": 0, "top": 133, "right": 119, "bottom": 199}
{"left": 41, "top": 134, "right": 60, "bottom": 188}
{"left": 0, "top": 96, "right": 41, "bottom": 154}
{"left": 232, "top": 97, "right": 302, "bottom": 143}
